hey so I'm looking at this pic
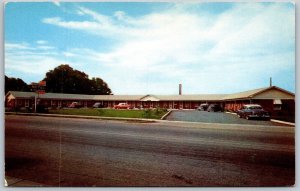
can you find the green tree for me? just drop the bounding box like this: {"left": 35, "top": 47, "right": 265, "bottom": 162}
{"left": 90, "top": 77, "right": 111, "bottom": 95}
{"left": 43, "top": 64, "right": 112, "bottom": 95}
{"left": 5, "top": 75, "right": 29, "bottom": 94}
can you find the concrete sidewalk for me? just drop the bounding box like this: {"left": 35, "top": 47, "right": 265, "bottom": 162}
{"left": 5, "top": 176, "right": 44, "bottom": 187}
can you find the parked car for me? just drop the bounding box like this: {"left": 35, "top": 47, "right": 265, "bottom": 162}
{"left": 114, "top": 103, "right": 131, "bottom": 109}
{"left": 68, "top": 102, "right": 83, "bottom": 108}
{"left": 36, "top": 104, "right": 49, "bottom": 113}
{"left": 207, "top": 104, "right": 223, "bottom": 112}
{"left": 93, "top": 102, "right": 104, "bottom": 108}
{"left": 197, "top": 103, "right": 209, "bottom": 111}
{"left": 237, "top": 104, "right": 270, "bottom": 120}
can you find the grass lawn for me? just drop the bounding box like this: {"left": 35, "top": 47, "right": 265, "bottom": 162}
{"left": 49, "top": 108, "right": 168, "bottom": 119}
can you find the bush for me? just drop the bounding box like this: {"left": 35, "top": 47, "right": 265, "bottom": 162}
{"left": 142, "top": 109, "right": 152, "bottom": 118}
{"left": 154, "top": 108, "right": 167, "bottom": 115}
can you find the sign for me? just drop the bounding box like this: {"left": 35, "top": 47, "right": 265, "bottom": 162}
{"left": 36, "top": 90, "right": 45, "bottom": 95}
{"left": 30, "top": 81, "right": 46, "bottom": 94}
{"left": 30, "top": 82, "right": 39, "bottom": 90}
{"left": 39, "top": 81, "right": 46, "bottom": 86}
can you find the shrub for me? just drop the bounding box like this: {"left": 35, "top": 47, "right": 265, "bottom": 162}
{"left": 142, "top": 109, "right": 153, "bottom": 118}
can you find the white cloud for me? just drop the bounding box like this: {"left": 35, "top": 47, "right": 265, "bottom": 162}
{"left": 114, "top": 11, "right": 126, "bottom": 20}
{"left": 5, "top": 43, "right": 33, "bottom": 50}
{"left": 5, "top": 42, "right": 63, "bottom": 83}
{"left": 62, "top": 51, "right": 76, "bottom": 57}
{"left": 53, "top": 1, "right": 60, "bottom": 7}
{"left": 36, "top": 40, "right": 48, "bottom": 44}
{"left": 42, "top": 17, "right": 101, "bottom": 32}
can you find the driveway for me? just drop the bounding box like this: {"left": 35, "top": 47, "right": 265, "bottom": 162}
{"left": 166, "top": 110, "right": 286, "bottom": 126}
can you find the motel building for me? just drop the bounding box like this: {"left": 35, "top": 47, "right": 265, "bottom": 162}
{"left": 5, "top": 86, "right": 295, "bottom": 121}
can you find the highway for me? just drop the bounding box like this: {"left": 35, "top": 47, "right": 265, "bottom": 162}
{"left": 5, "top": 115, "right": 295, "bottom": 186}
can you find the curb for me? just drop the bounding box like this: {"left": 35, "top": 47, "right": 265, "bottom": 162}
{"left": 225, "top": 111, "right": 295, "bottom": 126}
{"left": 270, "top": 119, "right": 295, "bottom": 126}
{"left": 160, "top": 110, "right": 173, "bottom": 120}
{"left": 5, "top": 112, "right": 159, "bottom": 123}
{"left": 225, "top": 111, "right": 237, "bottom": 115}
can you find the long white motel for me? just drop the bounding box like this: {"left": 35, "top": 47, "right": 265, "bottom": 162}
{"left": 5, "top": 85, "right": 295, "bottom": 120}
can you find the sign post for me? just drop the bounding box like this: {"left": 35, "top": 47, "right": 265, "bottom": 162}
{"left": 30, "top": 81, "right": 46, "bottom": 112}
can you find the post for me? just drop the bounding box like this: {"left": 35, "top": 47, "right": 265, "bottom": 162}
{"left": 34, "top": 94, "right": 37, "bottom": 113}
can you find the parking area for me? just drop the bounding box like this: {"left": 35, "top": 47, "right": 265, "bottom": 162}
{"left": 166, "top": 110, "right": 287, "bottom": 126}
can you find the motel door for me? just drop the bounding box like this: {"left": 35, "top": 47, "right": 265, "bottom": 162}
{"left": 179, "top": 102, "right": 183, "bottom": 109}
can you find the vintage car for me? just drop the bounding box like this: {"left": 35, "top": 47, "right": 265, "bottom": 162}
{"left": 207, "top": 104, "right": 223, "bottom": 112}
{"left": 237, "top": 104, "right": 270, "bottom": 120}
{"left": 68, "top": 102, "right": 83, "bottom": 108}
{"left": 114, "top": 103, "right": 131, "bottom": 109}
{"left": 93, "top": 102, "right": 104, "bottom": 108}
{"left": 197, "top": 103, "right": 209, "bottom": 111}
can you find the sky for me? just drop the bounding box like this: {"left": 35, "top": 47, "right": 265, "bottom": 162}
{"left": 4, "top": 1, "right": 295, "bottom": 95}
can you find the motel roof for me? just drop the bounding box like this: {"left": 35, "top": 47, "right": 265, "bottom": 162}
{"left": 6, "top": 86, "right": 295, "bottom": 102}
{"left": 222, "top": 86, "right": 295, "bottom": 100}
{"left": 145, "top": 94, "right": 228, "bottom": 101}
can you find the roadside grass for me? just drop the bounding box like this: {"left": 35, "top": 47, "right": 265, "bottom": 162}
{"left": 49, "top": 108, "right": 168, "bottom": 119}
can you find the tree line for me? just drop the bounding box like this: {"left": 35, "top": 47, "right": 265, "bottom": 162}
{"left": 5, "top": 64, "right": 112, "bottom": 95}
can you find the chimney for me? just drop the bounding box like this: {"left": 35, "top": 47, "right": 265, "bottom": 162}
{"left": 270, "top": 77, "right": 272, "bottom": 87}
{"left": 179, "top": 84, "right": 182, "bottom": 95}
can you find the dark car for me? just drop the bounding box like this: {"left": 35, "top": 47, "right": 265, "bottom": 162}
{"left": 207, "top": 104, "right": 222, "bottom": 112}
{"left": 237, "top": 104, "right": 270, "bottom": 120}
{"left": 197, "top": 103, "right": 209, "bottom": 111}
{"left": 36, "top": 104, "right": 49, "bottom": 113}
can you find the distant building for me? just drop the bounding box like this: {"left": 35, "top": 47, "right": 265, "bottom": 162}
{"left": 5, "top": 86, "right": 295, "bottom": 121}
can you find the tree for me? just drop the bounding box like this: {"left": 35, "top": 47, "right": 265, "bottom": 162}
{"left": 43, "top": 64, "right": 112, "bottom": 95}
{"left": 90, "top": 77, "right": 112, "bottom": 95}
{"left": 5, "top": 75, "right": 29, "bottom": 94}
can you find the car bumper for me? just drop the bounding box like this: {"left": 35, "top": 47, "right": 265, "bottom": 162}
{"left": 248, "top": 114, "right": 270, "bottom": 118}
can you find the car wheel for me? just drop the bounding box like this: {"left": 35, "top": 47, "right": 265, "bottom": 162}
{"left": 246, "top": 115, "right": 250, "bottom": 120}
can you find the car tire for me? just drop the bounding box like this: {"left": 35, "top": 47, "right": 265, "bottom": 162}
{"left": 246, "top": 115, "right": 250, "bottom": 120}
{"left": 238, "top": 114, "right": 241, "bottom": 118}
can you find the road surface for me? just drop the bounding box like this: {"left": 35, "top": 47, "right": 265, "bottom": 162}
{"left": 5, "top": 115, "right": 295, "bottom": 187}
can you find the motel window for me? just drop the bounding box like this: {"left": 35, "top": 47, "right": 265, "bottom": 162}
{"left": 273, "top": 99, "right": 282, "bottom": 110}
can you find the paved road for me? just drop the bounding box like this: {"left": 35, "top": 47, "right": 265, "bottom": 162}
{"left": 5, "top": 115, "right": 295, "bottom": 187}
{"left": 167, "top": 110, "right": 285, "bottom": 125}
